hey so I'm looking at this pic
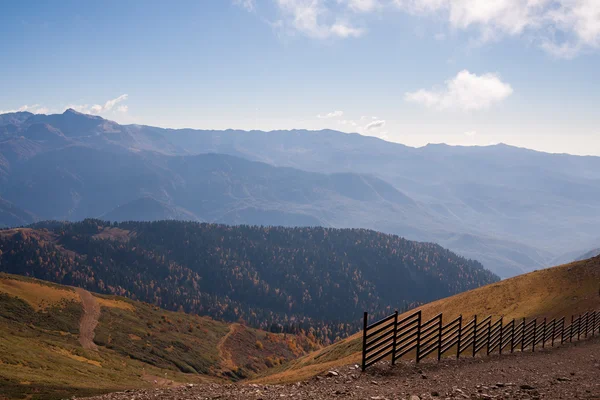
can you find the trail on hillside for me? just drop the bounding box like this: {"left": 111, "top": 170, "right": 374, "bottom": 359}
{"left": 217, "top": 323, "right": 241, "bottom": 371}
{"left": 76, "top": 288, "right": 100, "bottom": 351}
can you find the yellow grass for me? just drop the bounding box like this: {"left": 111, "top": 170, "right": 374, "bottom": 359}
{"left": 0, "top": 278, "right": 80, "bottom": 311}
{"left": 259, "top": 256, "right": 600, "bottom": 384}
{"left": 51, "top": 347, "right": 103, "bottom": 367}
{"left": 96, "top": 297, "right": 135, "bottom": 311}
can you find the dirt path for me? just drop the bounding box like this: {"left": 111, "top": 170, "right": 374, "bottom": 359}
{"left": 217, "top": 323, "right": 241, "bottom": 371}
{"left": 79, "top": 335, "right": 600, "bottom": 399}
{"left": 76, "top": 288, "right": 100, "bottom": 351}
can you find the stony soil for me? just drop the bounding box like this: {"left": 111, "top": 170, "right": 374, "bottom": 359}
{"left": 76, "top": 288, "right": 100, "bottom": 351}
{"left": 79, "top": 335, "right": 600, "bottom": 400}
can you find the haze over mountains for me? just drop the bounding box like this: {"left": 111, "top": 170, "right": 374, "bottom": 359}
{"left": 1, "top": 109, "right": 599, "bottom": 277}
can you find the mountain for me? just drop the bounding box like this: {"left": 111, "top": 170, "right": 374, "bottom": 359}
{"left": 0, "top": 196, "right": 36, "bottom": 228}
{"left": 259, "top": 254, "right": 600, "bottom": 384}
{"left": 576, "top": 247, "right": 600, "bottom": 261}
{"left": 0, "top": 273, "right": 317, "bottom": 400}
{"left": 0, "top": 220, "right": 498, "bottom": 342}
{"left": 2, "top": 110, "right": 600, "bottom": 277}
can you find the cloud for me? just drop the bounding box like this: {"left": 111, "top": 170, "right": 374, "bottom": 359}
{"left": 365, "top": 119, "right": 386, "bottom": 129}
{"left": 464, "top": 130, "right": 477, "bottom": 137}
{"left": 317, "top": 110, "right": 344, "bottom": 118}
{"left": 0, "top": 104, "right": 49, "bottom": 115}
{"left": 330, "top": 22, "right": 365, "bottom": 37}
{"left": 393, "top": 0, "right": 600, "bottom": 57}
{"left": 234, "top": 0, "right": 256, "bottom": 11}
{"left": 405, "top": 70, "right": 513, "bottom": 111}
{"left": 274, "top": 0, "right": 365, "bottom": 39}
{"left": 240, "top": 0, "right": 599, "bottom": 57}
{"left": 66, "top": 94, "right": 129, "bottom": 115}
{"left": 341, "top": 0, "right": 381, "bottom": 13}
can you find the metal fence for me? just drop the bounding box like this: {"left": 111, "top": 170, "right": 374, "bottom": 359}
{"left": 361, "top": 309, "right": 599, "bottom": 371}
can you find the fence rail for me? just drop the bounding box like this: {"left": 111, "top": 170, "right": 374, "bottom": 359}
{"left": 361, "top": 309, "right": 599, "bottom": 371}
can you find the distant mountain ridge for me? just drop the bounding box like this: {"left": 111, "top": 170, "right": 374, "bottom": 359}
{"left": 2, "top": 110, "right": 600, "bottom": 277}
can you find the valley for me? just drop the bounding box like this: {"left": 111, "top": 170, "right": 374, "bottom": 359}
{"left": 0, "top": 220, "right": 498, "bottom": 343}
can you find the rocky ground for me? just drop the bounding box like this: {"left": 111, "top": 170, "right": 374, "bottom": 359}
{"left": 80, "top": 335, "right": 600, "bottom": 400}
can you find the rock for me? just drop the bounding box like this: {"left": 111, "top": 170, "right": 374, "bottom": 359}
{"left": 520, "top": 384, "right": 536, "bottom": 390}
{"left": 326, "top": 371, "right": 339, "bottom": 377}
{"left": 371, "top": 380, "right": 379, "bottom": 385}
{"left": 556, "top": 377, "right": 571, "bottom": 382}
{"left": 421, "top": 374, "right": 428, "bottom": 379}
{"left": 410, "top": 396, "right": 421, "bottom": 400}
{"left": 431, "top": 391, "right": 440, "bottom": 397}
{"left": 495, "top": 383, "right": 505, "bottom": 388}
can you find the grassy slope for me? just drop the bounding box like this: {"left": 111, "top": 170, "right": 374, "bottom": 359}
{"left": 257, "top": 256, "right": 600, "bottom": 384}
{"left": 0, "top": 274, "right": 316, "bottom": 400}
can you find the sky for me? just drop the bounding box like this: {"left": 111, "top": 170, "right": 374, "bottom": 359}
{"left": 1, "top": 0, "right": 599, "bottom": 155}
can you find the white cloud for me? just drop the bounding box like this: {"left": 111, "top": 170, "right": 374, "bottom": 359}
{"left": 0, "top": 104, "right": 49, "bottom": 115}
{"left": 330, "top": 22, "right": 365, "bottom": 37}
{"left": 365, "top": 119, "right": 386, "bottom": 129}
{"left": 341, "top": 0, "right": 381, "bottom": 13}
{"left": 393, "top": 0, "right": 600, "bottom": 57}
{"left": 464, "top": 130, "right": 477, "bottom": 136}
{"left": 274, "top": 0, "right": 365, "bottom": 39}
{"left": 405, "top": 70, "right": 513, "bottom": 111}
{"left": 65, "top": 94, "right": 129, "bottom": 115}
{"left": 234, "top": 0, "right": 256, "bottom": 11}
{"left": 317, "top": 110, "right": 344, "bottom": 118}
{"left": 241, "top": 0, "right": 600, "bottom": 56}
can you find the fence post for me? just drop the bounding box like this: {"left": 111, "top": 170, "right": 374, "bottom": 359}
{"left": 561, "top": 317, "right": 565, "bottom": 344}
{"left": 499, "top": 317, "right": 504, "bottom": 355}
{"left": 391, "top": 310, "right": 398, "bottom": 366}
{"left": 486, "top": 319, "right": 492, "bottom": 355}
{"left": 578, "top": 314, "right": 581, "bottom": 340}
{"left": 521, "top": 318, "right": 526, "bottom": 352}
{"left": 542, "top": 318, "right": 547, "bottom": 348}
{"left": 472, "top": 315, "right": 478, "bottom": 358}
{"left": 437, "top": 315, "right": 443, "bottom": 361}
{"left": 361, "top": 311, "right": 368, "bottom": 372}
{"left": 570, "top": 315, "right": 574, "bottom": 342}
{"left": 551, "top": 318, "right": 556, "bottom": 347}
{"left": 510, "top": 319, "right": 516, "bottom": 353}
{"left": 457, "top": 315, "right": 462, "bottom": 359}
{"left": 416, "top": 310, "right": 422, "bottom": 364}
{"left": 585, "top": 312, "right": 589, "bottom": 338}
{"left": 531, "top": 318, "right": 537, "bottom": 352}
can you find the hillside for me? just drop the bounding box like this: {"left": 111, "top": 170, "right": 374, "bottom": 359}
{"left": 3, "top": 110, "right": 600, "bottom": 277}
{"left": 0, "top": 219, "right": 498, "bottom": 343}
{"left": 257, "top": 255, "right": 600, "bottom": 384}
{"left": 0, "top": 273, "right": 317, "bottom": 400}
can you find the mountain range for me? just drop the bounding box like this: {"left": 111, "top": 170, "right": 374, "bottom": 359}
{"left": 1, "top": 109, "right": 600, "bottom": 277}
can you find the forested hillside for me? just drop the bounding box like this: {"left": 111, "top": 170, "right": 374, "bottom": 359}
{"left": 0, "top": 220, "right": 498, "bottom": 342}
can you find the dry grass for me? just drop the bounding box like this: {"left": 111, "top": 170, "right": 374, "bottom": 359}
{"left": 0, "top": 278, "right": 80, "bottom": 311}
{"left": 95, "top": 297, "right": 135, "bottom": 311}
{"left": 258, "top": 256, "right": 600, "bottom": 384}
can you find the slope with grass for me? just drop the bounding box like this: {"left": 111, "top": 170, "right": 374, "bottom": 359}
{"left": 0, "top": 220, "right": 498, "bottom": 342}
{"left": 257, "top": 255, "right": 600, "bottom": 384}
{"left": 0, "top": 273, "right": 317, "bottom": 400}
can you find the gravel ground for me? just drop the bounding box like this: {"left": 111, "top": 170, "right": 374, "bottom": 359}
{"left": 80, "top": 335, "right": 600, "bottom": 400}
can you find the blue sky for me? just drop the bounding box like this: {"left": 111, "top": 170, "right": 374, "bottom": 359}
{"left": 1, "top": 0, "right": 599, "bottom": 155}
